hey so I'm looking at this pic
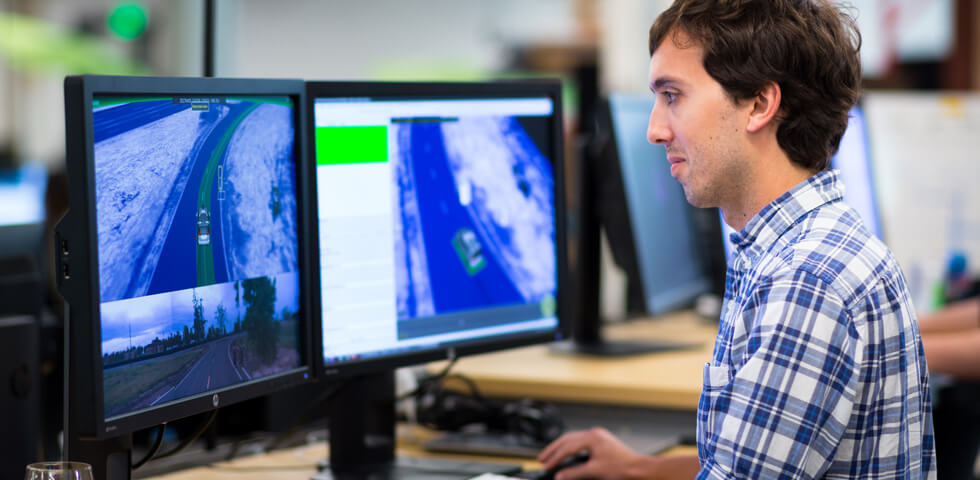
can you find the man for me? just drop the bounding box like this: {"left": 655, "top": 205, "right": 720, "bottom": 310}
{"left": 539, "top": 1, "right": 936, "bottom": 478}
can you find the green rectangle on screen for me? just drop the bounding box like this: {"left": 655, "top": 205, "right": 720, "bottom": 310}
{"left": 316, "top": 126, "right": 388, "bottom": 165}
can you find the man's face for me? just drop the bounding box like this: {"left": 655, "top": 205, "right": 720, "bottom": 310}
{"left": 647, "top": 30, "right": 751, "bottom": 208}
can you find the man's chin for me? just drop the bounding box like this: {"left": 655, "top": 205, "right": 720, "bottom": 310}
{"left": 682, "top": 188, "right": 713, "bottom": 208}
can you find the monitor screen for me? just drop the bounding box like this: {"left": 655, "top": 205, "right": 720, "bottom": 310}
{"left": 831, "top": 105, "right": 883, "bottom": 240}
{"left": 310, "top": 83, "right": 564, "bottom": 373}
{"left": 0, "top": 163, "right": 46, "bottom": 228}
{"left": 0, "top": 163, "right": 47, "bottom": 262}
{"left": 607, "top": 93, "right": 710, "bottom": 314}
{"left": 59, "top": 76, "right": 313, "bottom": 440}
{"left": 93, "top": 93, "right": 303, "bottom": 421}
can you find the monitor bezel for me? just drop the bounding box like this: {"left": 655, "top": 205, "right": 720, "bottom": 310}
{"left": 60, "top": 75, "right": 315, "bottom": 438}
{"left": 305, "top": 80, "right": 568, "bottom": 379}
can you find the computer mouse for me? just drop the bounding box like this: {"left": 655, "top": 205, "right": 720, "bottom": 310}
{"left": 534, "top": 451, "right": 590, "bottom": 480}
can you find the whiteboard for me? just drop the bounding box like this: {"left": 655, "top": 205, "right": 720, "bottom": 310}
{"left": 864, "top": 92, "right": 980, "bottom": 312}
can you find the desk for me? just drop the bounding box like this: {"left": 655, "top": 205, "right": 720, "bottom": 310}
{"left": 431, "top": 310, "right": 717, "bottom": 410}
{"left": 144, "top": 425, "right": 537, "bottom": 480}
{"left": 145, "top": 426, "right": 698, "bottom": 480}
{"left": 147, "top": 312, "right": 716, "bottom": 479}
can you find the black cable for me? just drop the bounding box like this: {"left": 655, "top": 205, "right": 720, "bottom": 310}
{"left": 150, "top": 409, "right": 219, "bottom": 462}
{"left": 130, "top": 422, "right": 166, "bottom": 470}
{"left": 397, "top": 357, "right": 459, "bottom": 401}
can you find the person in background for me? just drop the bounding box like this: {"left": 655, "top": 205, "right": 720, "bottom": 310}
{"left": 538, "top": 0, "right": 936, "bottom": 478}
{"left": 921, "top": 297, "right": 980, "bottom": 480}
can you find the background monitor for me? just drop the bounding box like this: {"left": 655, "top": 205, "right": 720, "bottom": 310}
{"left": 307, "top": 80, "right": 566, "bottom": 477}
{"left": 832, "top": 105, "right": 883, "bottom": 240}
{"left": 0, "top": 163, "right": 48, "bottom": 314}
{"left": 57, "top": 75, "right": 314, "bottom": 480}
{"left": 560, "top": 93, "right": 718, "bottom": 357}
{"left": 605, "top": 93, "right": 712, "bottom": 315}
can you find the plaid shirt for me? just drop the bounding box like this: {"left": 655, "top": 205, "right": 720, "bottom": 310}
{"left": 697, "top": 170, "right": 936, "bottom": 479}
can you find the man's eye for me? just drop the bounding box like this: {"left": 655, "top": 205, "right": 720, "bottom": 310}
{"left": 663, "top": 92, "right": 677, "bottom": 104}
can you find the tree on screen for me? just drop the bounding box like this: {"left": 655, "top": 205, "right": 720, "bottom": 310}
{"left": 192, "top": 289, "right": 207, "bottom": 343}
{"left": 242, "top": 276, "right": 279, "bottom": 363}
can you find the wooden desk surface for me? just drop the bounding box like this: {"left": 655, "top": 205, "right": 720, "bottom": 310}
{"left": 146, "top": 425, "right": 538, "bottom": 480}
{"left": 148, "top": 312, "right": 716, "bottom": 479}
{"left": 146, "top": 426, "right": 697, "bottom": 480}
{"left": 430, "top": 311, "right": 717, "bottom": 410}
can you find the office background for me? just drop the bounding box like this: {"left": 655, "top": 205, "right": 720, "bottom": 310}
{"left": 2, "top": 0, "right": 978, "bottom": 313}
{"left": 1, "top": 0, "right": 978, "bottom": 477}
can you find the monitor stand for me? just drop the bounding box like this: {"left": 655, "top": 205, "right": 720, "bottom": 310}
{"left": 312, "top": 371, "right": 522, "bottom": 480}
{"left": 551, "top": 337, "right": 694, "bottom": 357}
{"left": 67, "top": 433, "right": 133, "bottom": 480}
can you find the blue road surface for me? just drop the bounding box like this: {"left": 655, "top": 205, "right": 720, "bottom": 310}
{"left": 93, "top": 101, "right": 189, "bottom": 143}
{"left": 95, "top": 99, "right": 297, "bottom": 303}
{"left": 403, "top": 123, "right": 524, "bottom": 316}
{"left": 146, "top": 103, "right": 254, "bottom": 295}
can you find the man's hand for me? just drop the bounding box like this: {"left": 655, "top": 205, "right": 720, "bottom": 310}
{"left": 537, "top": 427, "right": 647, "bottom": 480}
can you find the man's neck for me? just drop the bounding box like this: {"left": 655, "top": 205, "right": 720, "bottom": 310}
{"left": 721, "top": 153, "right": 815, "bottom": 232}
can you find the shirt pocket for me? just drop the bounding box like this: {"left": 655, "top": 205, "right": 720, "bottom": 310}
{"left": 697, "top": 363, "right": 732, "bottom": 460}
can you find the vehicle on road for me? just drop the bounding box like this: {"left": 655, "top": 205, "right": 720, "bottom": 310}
{"left": 197, "top": 208, "right": 211, "bottom": 245}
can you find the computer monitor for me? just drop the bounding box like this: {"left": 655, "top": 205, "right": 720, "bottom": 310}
{"left": 0, "top": 163, "right": 47, "bottom": 314}
{"left": 560, "top": 93, "right": 715, "bottom": 357}
{"left": 605, "top": 93, "right": 711, "bottom": 314}
{"left": 57, "top": 75, "right": 315, "bottom": 480}
{"left": 832, "top": 105, "right": 883, "bottom": 240}
{"left": 307, "top": 80, "right": 566, "bottom": 477}
{"left": 0, "top": 163, "right": 46, "bottom": 228}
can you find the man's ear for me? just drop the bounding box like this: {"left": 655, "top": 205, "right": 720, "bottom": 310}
{"left": 746, "top": 81, "right": 781, "bottom": 133}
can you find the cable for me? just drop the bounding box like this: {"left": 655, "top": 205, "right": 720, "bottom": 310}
{"left": 150, "top": 408, "right": 219, "bottom": 462}
{"left": 397, "top": 357, "right": 459, "bottom": 401}
{"left": 130, "top": 422, "right": 166, "bottom": 470}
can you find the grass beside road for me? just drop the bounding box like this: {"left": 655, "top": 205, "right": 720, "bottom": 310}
{"left": 103, "top": 345, "right": 208, "bottom": 418}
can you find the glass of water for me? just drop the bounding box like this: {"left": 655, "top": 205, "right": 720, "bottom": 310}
{"left": 24, "top": 462, "right": 94, "bottom": 480}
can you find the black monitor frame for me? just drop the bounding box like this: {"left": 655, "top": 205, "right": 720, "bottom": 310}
{"left": 56, "top": 75, "right": 316, "bottom": 446}
{"left": 305, "top": 80, "right": 567, "bottom": 477}
{"left": 306, "top": 80, "right": 569, "bottom": 380}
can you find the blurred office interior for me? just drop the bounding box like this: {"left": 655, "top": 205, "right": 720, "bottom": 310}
{"left": 0, "top": 0, "right": 978, "bottom": 477}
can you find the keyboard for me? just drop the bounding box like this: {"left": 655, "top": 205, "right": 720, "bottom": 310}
{"left": 423, "top": 430, "right": 679, "bottom": 459}
{"left": 423, "top": 431, "right": 547, "bottom": 458}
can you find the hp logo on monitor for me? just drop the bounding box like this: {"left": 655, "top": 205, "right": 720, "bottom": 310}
{"left": 212, "top": 394, "right": 220, "bottom": 408}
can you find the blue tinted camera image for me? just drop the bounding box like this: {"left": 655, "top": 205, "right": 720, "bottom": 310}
{"left": 92, "top": 96, "right": 301, "bottom": 419}
{"left": 93, "top": 97, "right": 298, "bottom": 303}
{"left": 392, "top": 116, "right": 556, "bottom": 323}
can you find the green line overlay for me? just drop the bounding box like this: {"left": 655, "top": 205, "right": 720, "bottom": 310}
{"left": 316, "top": 126, "right": 388, "bottom": 166}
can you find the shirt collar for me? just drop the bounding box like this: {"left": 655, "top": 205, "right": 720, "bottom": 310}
{"left": 729, "top": 169, "right": 845, "bottom": 260}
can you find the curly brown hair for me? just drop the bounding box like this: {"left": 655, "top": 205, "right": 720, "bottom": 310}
{"left": 649, "top": 0, "right": 862, "bottom": 172}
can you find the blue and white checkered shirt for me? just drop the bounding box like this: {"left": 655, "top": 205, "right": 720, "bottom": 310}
{"left": 697, "top": 170, "right": 936, "bottom": 479}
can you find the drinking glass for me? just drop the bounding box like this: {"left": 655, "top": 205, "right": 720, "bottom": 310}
{"left": 24, "top": 462, "right": 94, "bottom": 480}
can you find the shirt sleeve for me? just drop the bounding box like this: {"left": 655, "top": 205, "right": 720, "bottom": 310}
{"left": 697, "top": 268, "right": 863, "bottom": 480}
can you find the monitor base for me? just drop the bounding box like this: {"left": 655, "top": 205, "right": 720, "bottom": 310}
{"left": 312, "top": 456, "right": 520, "bottom": 480}
{"left": 550, "top": 339, "right": 696, "bottom": 357}
{"left": 319, "top": 372, "right": 521, "bottom": 480}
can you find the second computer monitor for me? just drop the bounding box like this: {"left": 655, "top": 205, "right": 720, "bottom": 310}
{"left": 309, "top": 81, "right": 566, "bottom": 375}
